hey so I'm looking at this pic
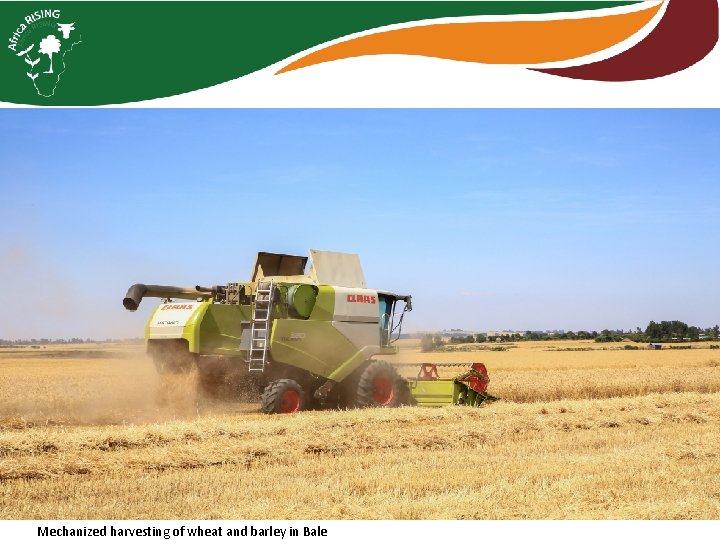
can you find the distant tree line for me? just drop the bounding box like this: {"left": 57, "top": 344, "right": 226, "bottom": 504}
{"left": 420, "top": 320, "right": 720, "bottom": 351}
{"left": 594, "top": 322, "right": 719, "bottom": 343}
{"left": 644, "top": 321, "right": 719, "bottom": 342}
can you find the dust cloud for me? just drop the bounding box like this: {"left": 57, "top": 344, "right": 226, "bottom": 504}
{"left": 0, "top": 350, "right": 259, "bottom": 427}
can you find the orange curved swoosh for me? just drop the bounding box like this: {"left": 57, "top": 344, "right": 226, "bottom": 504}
{"left": 277, "top": 3, "right": 663, "bottom": 74}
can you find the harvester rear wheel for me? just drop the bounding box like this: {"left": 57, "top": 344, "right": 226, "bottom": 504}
{"left": 355, "top": 361, "right": 409, "bottom": 408}
{"left": 261, "top": 379, "right": 306, "bottom": 414}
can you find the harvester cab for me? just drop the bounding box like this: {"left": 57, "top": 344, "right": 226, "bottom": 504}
{"left": 123, "top": 249, "right": 492, "bottom": 413}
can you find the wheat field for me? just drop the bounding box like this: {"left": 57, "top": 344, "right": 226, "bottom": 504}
{"left": 1, "top": 341, "right": 719, "bottom": 519}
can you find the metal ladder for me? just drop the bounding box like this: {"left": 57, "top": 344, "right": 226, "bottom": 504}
{"left": 248, "top": 281, "right": 274, "bottom": 372}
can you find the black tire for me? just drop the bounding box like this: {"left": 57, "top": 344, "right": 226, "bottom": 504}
{"left": 355, "top": 361, "right": 410, "bottom": 408}
{"left": 261, "top": 379, "right": 306, "bottom": 414}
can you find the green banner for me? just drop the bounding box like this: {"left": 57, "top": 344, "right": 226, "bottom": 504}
{"left": 1, "top": 1, "right": 641, "bottom": 105}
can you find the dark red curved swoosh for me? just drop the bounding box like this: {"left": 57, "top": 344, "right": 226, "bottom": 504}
{"left": 534, "top": 0, "right": 718, "bottom": 81}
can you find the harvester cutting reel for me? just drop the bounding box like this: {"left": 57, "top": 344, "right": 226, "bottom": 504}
{"left": 406, "top": 362, "right": 498, "bottom": 407}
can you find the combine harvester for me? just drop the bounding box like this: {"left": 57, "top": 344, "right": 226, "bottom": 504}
{"left": 123, "top": 250, "right": 495, "bottom": 413}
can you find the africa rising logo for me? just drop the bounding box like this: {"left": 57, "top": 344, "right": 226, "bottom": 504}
{"left": 7, "top": 9, "right": 81, "bottom": 97}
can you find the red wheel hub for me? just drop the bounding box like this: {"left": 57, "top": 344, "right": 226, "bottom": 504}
{"left": 279, "top": 388, "right": 301, "bottom": 413}
{"left": 372, "top": 375, "right": 394, "bottom": 405}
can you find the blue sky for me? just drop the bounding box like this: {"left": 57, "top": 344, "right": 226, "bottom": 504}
{"left": 1, "top": 109, "right": 718, "bottom": 339}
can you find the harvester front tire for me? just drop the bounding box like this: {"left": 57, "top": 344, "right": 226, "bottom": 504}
{"left": 261, "top": 379, "right": 305, "bottom": 414}
{"left": 355, "top": 361, "right": 409, "bottom": 408}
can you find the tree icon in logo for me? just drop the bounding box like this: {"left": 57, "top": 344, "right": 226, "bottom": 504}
{"left": 39, "top": 35, "right": 61, "bottom": 74}
{"left": 12, "top": 15, "right": 82, "bottom": 98}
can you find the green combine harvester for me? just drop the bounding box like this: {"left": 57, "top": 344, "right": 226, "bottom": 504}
{"left": 123, "top": 250, "right": 494, "bottom": 413}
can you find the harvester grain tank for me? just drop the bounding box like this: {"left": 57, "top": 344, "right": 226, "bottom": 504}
{"left": 123, "top": 250, "right": 494, "bottom": 413}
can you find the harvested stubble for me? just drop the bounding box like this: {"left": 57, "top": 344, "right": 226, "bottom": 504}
{"left": 1, "top": 393, "right": 719, "bottom": 519}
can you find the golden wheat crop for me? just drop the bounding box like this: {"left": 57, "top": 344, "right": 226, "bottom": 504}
{"left": 395, "top": 339, "right": 720, "bottom": 370}
{"left": 1, "top": 342, "right": 719, "bottom": 520}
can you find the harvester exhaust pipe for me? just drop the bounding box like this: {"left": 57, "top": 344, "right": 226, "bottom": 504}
{"left": 123, "top": 284, "right": 212, "bottom": 311}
